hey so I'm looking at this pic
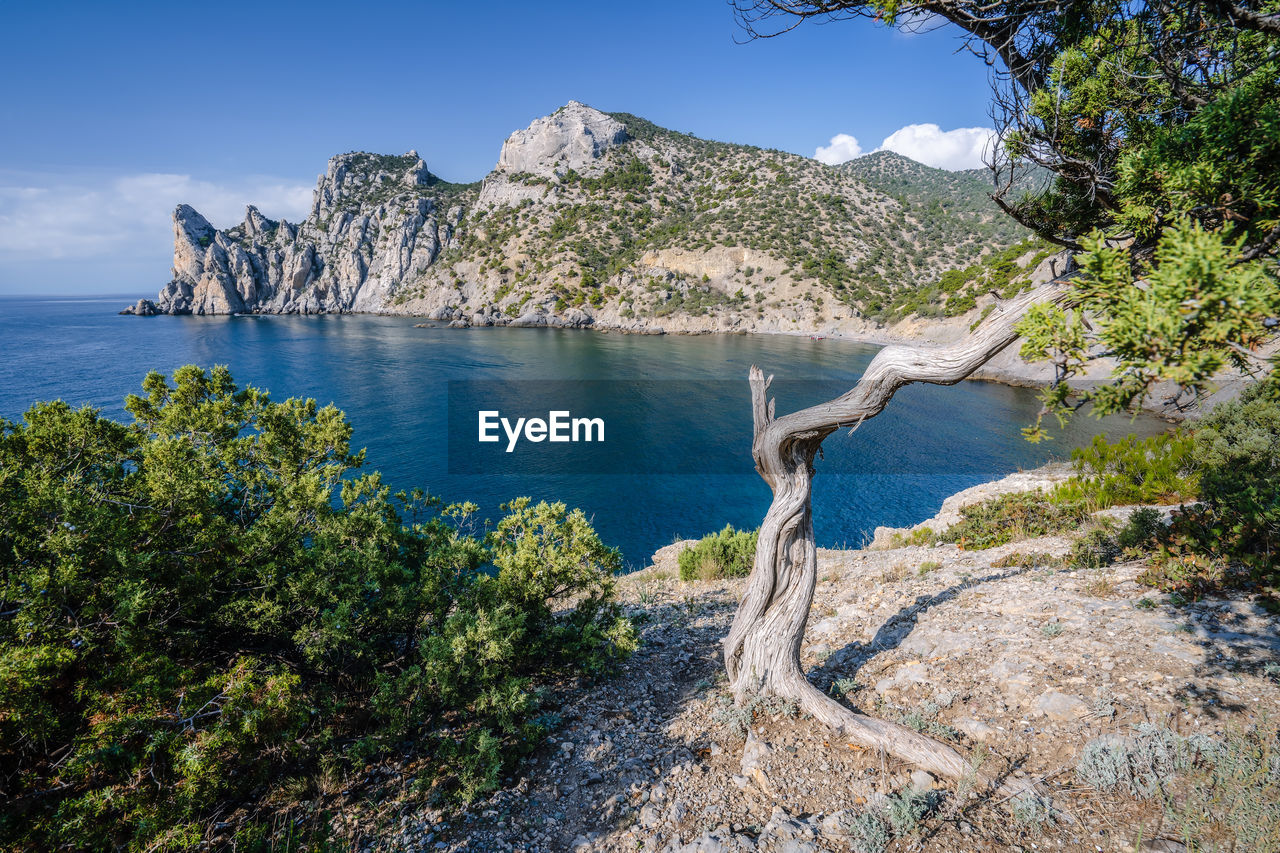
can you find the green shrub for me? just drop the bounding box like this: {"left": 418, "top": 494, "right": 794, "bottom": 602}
{"left": 1051, "top": 432, "right": 1198, "bottom": 510}
{"left": 678, "top": 525, "right": 759, "bottom": 580}
{"left": 1117, "top": 506, "right": 1166, "bottom": 550}
{"left": 940, "top": 491, "right": 1088, "bottom": 550}
{"left": 1070, "top": 525, "right": 1124, "bottom": 569}
{"left": 1192, "top": 380, "right": 1280, "bottom": 568}
{"left": 1138, "top": 539, "right": 1232, "bottom": 598}
{"left": 885, "top": 788, "right": 936, "bottom": 836}
{"left": 992, "top": 551, "right": 1061, "bottom": 569}
{"left": 891, "top": 527, "right": 938, "bottom": 547}
{"left": 0, "top": 366, "right": 635, "bottom": 850}
{"left": 845, "top": 812, "right": 892, "bottom": 853}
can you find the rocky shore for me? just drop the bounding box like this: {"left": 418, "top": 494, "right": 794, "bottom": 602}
{"left": 323, "top": 466, "right": 1279, "bottom": 852}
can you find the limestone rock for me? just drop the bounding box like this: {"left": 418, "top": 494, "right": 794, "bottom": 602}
{"left": 134, "top": 151, "right": 453, "bottom": 316}
{"left": 954, "top": 717, "right": 996, "bottom": 741}
{"left": 1033, "top": 690, "right": 1088, "bottom": 721}
{"left": 120, "top": 298, "right": 157, "bottom": 316}
{"left": 740, "top": 731, "right": 774, "bottom": 794}
{"left": 495, "top": 100, "right": 626, "bottom": 178}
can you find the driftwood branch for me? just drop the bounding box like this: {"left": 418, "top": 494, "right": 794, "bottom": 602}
{"left": 725, "top": 278, "right": 1069, "bottom": 796}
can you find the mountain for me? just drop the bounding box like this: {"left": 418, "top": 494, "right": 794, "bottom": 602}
{"left": 123, "top": 101, "right": 1043, "bottom": 331}
{"left": 841, "top": 151, "right": 1019, "bottom": 230}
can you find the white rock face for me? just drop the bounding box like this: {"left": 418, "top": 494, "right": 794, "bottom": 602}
{"left": 477, "top": 101, "right": 629, "bottom": 208}
{"left": 137, "top": 103, "right": 631, "bottom": 316}
{"left": 142, "top": 152, "right": 457, "bottom": 315}
{"left": 495, "top": 100, "right": 627, "bottom": 178}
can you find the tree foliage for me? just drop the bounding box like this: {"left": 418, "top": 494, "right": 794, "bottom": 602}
{"left": 733, "top": 0, "right": 1280, "bottom": 425}
{"left": 1190, "top": 377, "right": 1280, "bottom": 565}
{"left": 0, "top": 366, "right": 635, "bottom": 850}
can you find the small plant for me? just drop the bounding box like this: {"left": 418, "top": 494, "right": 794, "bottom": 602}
{"left": 992, "top": 550, "right": 1053, "bottom": 568}
{"left": 1090, "top": 689, "right": 1117, "bottom": 720}
{"left": 1076, "top": 724, "right": 1195, "bottom": 798}
{"left": 844, "top": 812, "right": 892, "bottom": 853}
{"left": 891, "top": 527, "right": 938, "bottom": 547}
{"left": 899, "top": 701, "right": 959, "bottom": 740}
{"left": 831, "top": 677, "right": 862, "bottom": 697}
{"left": 886, "top": 788, "right": 937, "bottom": 836}
{"left": 1138, "top": 544, "right": 1230, "bottom": 598}
{"left": 1135, "top": 597, "right": 1158, "bottom": 610}
{"left": 1069, "top": 525, "right": 1123, "bottom": 569}
{"left": 881, "top": 561, "right": 912, "bottom": 582}
{"left": 1076, "top": 722, "right": 1280, "bottom": 850}
{"left": 710, "top": 692, "right": 799, "bottom": 739}
{"left": 918, "top": 559, "right": 942, "bottom": 576}
{"left": 941, "top": 491, "right": 1088, "bottom": 550}
{"left": 678, "top": 525, "right": 758, "bottom": 581}
{"left": 1010, "top": 792, "right": 1054, "bottom": 832}
{"left": 1040, "top": 620, "right": 1064, "bottom": 638}
{"left": 1118, "top": 506, "right": 1166, "bottom": 550}
{"left": 1082, "top": 568, "right": 1119, "bottom": 597}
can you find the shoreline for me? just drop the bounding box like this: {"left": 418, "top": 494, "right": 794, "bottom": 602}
{"left": 119, "top": 303, "right": 1265, "bottom": 421}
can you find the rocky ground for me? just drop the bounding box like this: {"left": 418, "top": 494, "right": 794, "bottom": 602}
{"left": 342, "top": 470, "right": 1279, "bottom": 853}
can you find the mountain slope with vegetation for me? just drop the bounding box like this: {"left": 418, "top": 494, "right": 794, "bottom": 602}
{"left": 126, "top": 102, "right": 1034, "bottom": 332}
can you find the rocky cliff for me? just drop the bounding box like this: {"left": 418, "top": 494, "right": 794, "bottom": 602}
{"left": 125, "top": 100, "right": 1035, "bottom": 330}
{"left": 124, "top": 150, "right": 470, "bottom": 316}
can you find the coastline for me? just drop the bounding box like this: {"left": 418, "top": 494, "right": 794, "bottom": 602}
{"left": 120, "top": 297, "right": 1267, "bottom": 421}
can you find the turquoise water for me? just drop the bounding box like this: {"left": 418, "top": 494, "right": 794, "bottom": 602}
{"left": 0, "top": 296, "right": 1165, "bottom": 567}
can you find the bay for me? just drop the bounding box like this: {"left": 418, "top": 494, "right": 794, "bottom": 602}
{"left": 0, "top": 296, "right": 1165, "bottom": 567}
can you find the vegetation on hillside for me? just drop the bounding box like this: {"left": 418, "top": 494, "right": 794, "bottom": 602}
{"left": 925, "top": 380, "right": 1278, "bottom": 599}
{"left": 678, "top": 526, "right": 760, "bottom": 581}
{"left": 734, "top": 0, "right": 1280, "bottom": 428}
{"left": 0, "top": 367, "right": 636, "bottom": 851}
{"left": 392, "top": 112, "right": 1033, "bottom": 325}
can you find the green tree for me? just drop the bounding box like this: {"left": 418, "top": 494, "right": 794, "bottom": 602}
{"left": 716, "top": 0, "right": 1280, "bottom": 796}
{"left": 734, "top": 0, "right": 1280, "bottom": 426}
{"left": 0, "top": 366, "right": 634, "bottom": 851}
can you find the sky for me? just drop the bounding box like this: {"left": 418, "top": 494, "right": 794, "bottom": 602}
{"left": 0, "top": 0, "right": 1000, "bottom": 296}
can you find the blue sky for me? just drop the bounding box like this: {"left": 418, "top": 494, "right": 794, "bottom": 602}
{"left": 0, "top": 0, "right": 997, "bottom": 295}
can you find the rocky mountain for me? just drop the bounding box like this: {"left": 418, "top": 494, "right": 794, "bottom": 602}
{"left": 124, "top": 101, "right": 1039, "bottom": 332}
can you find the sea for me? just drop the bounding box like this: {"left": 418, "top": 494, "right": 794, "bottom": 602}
{"left": 0, "top": 295, "right": 1166, "bottom": 568}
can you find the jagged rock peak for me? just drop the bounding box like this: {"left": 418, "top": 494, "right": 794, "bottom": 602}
{"left": 174, "top": 203, "right": 214, "bottom": 233}
{"left": 242, "top": 205, "right": 277, "bottom": 240}
{"left": 311, "top": 150, "right": 433, "bottom": 218}
{"left": 171, "top": 205, "right": 217, "bottom": 283}
{"left": 495, "top": 100, "right": 628, "bottom": 177}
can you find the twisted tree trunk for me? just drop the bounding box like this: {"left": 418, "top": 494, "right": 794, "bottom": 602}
{"left": 724, "top": 280, "right": 1068, "bottom": 794}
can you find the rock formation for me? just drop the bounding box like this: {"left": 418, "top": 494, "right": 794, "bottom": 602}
{"left": 125, "top": 152, "right": 465, "bottom": 315}
{"left": 124, "top": 100, "right": 1032, "bottom": 328}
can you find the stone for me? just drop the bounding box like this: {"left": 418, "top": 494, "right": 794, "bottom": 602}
{"left": 954, "top": 717, "right": 996, "bottom": 741}
{"left": 1033, "top": 690, "right": 1088, "bottom": 721}
{"left": 638, "top": 804, "right": 661, "bottom": 828}
{"left": 740, "top": 732, "right": 774, "bottom": 794}
{"left": 120, "top": 298, "right": 157, "bottom": 316}
{"left": 910, "top": 769, "right": 936, "bottom": 791}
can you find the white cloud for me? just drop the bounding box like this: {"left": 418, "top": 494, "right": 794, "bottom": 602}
{"left": 876, "top": 124, "right": 995, "bottom": 171}
{"left": 813, "top": 123, "right": 996, "bottom": 171}
{"left": 0, "top": 171, "right": 313, "bottom": 262}
{"left": 813, "top": 133, "right": 864, "bottom": 166}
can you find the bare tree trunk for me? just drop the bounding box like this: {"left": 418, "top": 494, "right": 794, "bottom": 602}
{"left": 724, "top": 281, "right": 1068, "bottom": 794}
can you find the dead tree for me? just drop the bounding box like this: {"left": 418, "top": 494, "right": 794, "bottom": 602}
{"left": 725, "top": 279, "right": 1067, "bottom": 793}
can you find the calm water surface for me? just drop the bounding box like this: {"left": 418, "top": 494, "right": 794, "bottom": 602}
{"left": 0, "top": 296, "right": 1165, "bottom": 567}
